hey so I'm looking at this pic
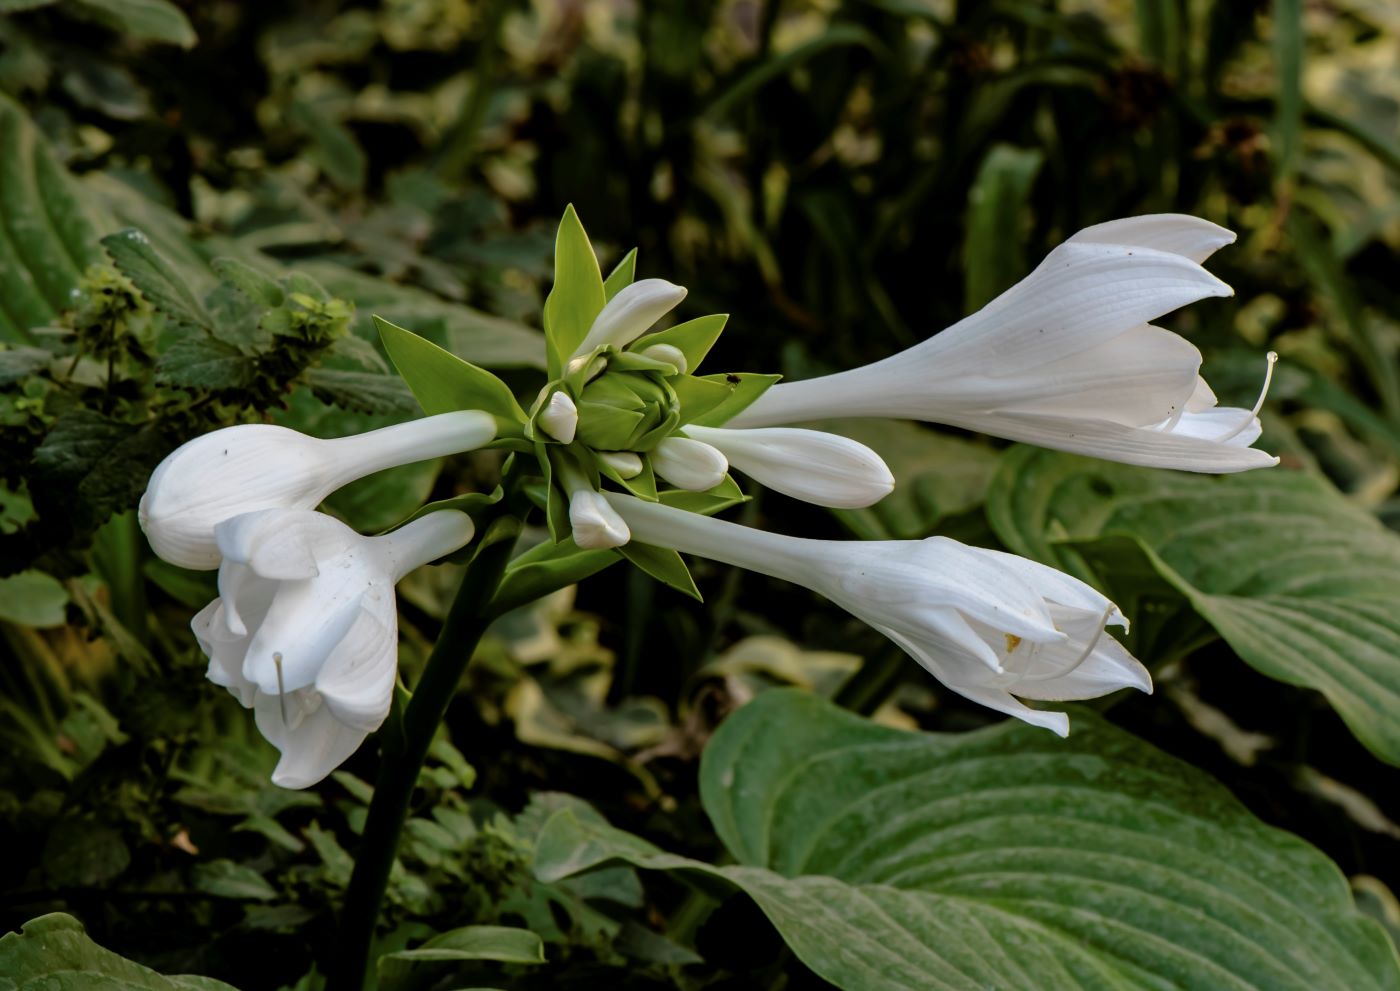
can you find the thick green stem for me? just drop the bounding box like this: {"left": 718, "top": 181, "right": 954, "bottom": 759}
{"left": 326, "top": 515, "right": 522, "bottom": 991}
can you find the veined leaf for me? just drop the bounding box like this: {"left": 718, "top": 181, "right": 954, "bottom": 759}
{"left": 543, "top": 204, "right": 606, "bottom": 378}
{"left": 988, "top": 446, "right": 1400, "bottom": 766}
{"left": 103, "top": 228, "right": 211, "bottom": 330}
{"left": 537, "top": 689, "right": 1400, "bottom": 991}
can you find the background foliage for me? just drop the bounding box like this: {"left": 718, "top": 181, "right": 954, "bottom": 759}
{"left": 3, "top": 0, "right": 1400, "bottom": 988}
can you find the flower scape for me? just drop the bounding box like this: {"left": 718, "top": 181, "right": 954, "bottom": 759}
{"left": 139, "top": 208, "right": 1277, "bottom": 788}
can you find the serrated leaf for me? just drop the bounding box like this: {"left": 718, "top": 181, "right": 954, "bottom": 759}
{"left": 988, "top": 446, "right": 1400, "bottom": 766}
{"left": 637, "top": 313, "right": 729, "bottom": 373}
{"left": 543, "top": 205, "right": 606, "bottom": 377}
{"left": 617, "top": 541, "right": 701, "bottom": 600}
{"left": 202, "top": 281, "right": 269, "bottom": 350}
{"left": 103, "top": 228, "right": 210, "bottom": 330}
{"left": 537, "top": 689, "right": 1400, "bottom": 991}
{"left": 377, "top": 315, "right": 525, "bottom": 422}
{"left": 302, "top": 367, "right": 418, "bottom": 415}
{"left": 685, "top": 372, "right": 782, "bottom": 427}
{"left": 602, "top": 247, "right": 638, "bottom": 301}
{"left": 0, "top": 913, "right": 239, "bottom": 988}
{"left": 65, "top": 0, "right": 196, "bottom": 46}
{"left": 156, "top": 336, "right": 255, "bottom": 390}
{"left": 210, "top": 256, "right": 285, "bottom": 307}
{"left": 0, "top": 94, "right": 107, "bottom": 343}
{"left": 30, "top": 410, "right": 169, "bottom": 530}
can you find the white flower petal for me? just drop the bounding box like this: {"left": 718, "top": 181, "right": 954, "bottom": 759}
{"left": 1066, "top": 214, "right": 1236, "bottom": 263}
{"left": 569, "top": 489, "right": 631, "bottom": 549}
{"left": 254, "top": 694, "right": 369, "bottom": 789}
{"left": 683, "top": 424, "right": 894, "bottom": 509}
{"left": 538, "top": 391, "right": 579, "bottom": 444}
{"left": 652, "top": 437, "right": 728, "bottom": 491}
{"left": 572, "top": 278, "right": 687, "bottom": 358}
{"left": 315, "top": 596, "right": 398, "bottom": 730}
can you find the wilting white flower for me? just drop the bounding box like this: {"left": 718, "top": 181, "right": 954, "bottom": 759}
{"left": 569, "top": 488, "right": 631, "bottom": 549}
{"left": 141, "top": 411, "right": 496, "bottom": 570}
{"left": 683, "top": 424, "right": 894, "bottom": 509}
{"left": 571, "top": 278, "right": 687, "bottom": 358}
{"left": 732, "top": 215, "right": 1277, "bottom": 473}
{"left": 652, "top": 436, "right": 729, "bottom": 491}
{"left": 538, "top": 390, "right": 579, "bottom": 443}
{"left": 194, "top": 508, "right": 474, "bottom": 788}
{"left": 608, "top": 494, "right": 1149, "bottom": 733}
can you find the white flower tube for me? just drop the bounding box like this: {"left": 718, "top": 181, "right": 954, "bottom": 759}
{"left": 140, "top": 411, "right": 496, "bottom": 570}
{"left": 194, "top": 508, "right": 474, "bottom": 788}
{"left": 570, "top": 278, "right": 687, "bottom": 358}
{"left": 606, "top": 494, "right": 1150, "bottom": 734}
{"left": 731, "top": 215, "right": 1278, "bottom": 473}
{"left": 652, "top": 436, "right": 729, "bottom": 491}
{"left": 683, "top": 424, "right": 894, "bottom": 508}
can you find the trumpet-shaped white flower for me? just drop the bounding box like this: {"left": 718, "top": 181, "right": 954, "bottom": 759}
{"left": 538, "top": 390, "right": 579, "bottom": 443}
{"left": 571, "top": 278, "right": 687, "bottom": 358}
{"left": 683, "top": 424, "right": 894, "bottom": 509}
{"left": 652, "top": 436, "right": 729, "bottom": 491}
{"left": 194, "top": 508, "right": 475, "bottom": 788}
{"left": 569, "top": 488, "right": 631, "bottom": 549}
{"left": 732, "top": 215, "right": 1278, "bottom": 473}
{"left": 141, "top": 411, "right": 496, "bottom": 570}
{"left": 607, "top": 494, "right": 1149, "bottom": 734}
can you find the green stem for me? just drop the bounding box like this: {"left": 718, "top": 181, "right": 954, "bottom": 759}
{"left": 326, "top": 513, "right": 522, "bottom": 991}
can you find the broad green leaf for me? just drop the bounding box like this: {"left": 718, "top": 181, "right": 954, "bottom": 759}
{"left": 617, "top": 542, "right": 701, "bottom": 601}
{"left": 0, "top": 913, "right": 238, "bottom": 989}
{"left": 537, "top": 689, "right": 1400, "bottom": 991}
{"left": 103, "top": 228, "right": 210, "bottom": 330}
{"left": 0, "top": 94, "right": 107, "bottom": 343}
{"left": 988, "top": 446, "right": 1400, "bottom": 765}
{"left": 542, "top": 204, "right": 606, "bottom": 377}
{"left": 376, "top": 316, "right": 526, "bottom": 422}
{"left": 378, "top": 925, "right": 544, "bottom": 991}
{"left": 66, "top": 0, "right": 197, "bottom": 46}
{"left": 963, "top": 144, "right": 1043, "bottom": 311}
{"left": 302, "top": 367, "right": 418, "bottom": 415}
{"left": 210, "top": 256, "right": 284, "bottom": 307}
{"left": 637, "top": 313, "right": 729, "bottom": 373}
{"left": 685, "top": 373, "right": 782, "bottom": 427}
{"left": 0, "top": 570, "right": 68, "bottom": 627}
{"left": 155, "top": 337, "right": 255, "bottom": 390}
{"left": 602, "top": 247, "right": 637, "bottom": 301}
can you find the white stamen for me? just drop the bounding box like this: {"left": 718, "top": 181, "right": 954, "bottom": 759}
{"left": 1218, "top": 350, "right": 1277, "bottom": 443}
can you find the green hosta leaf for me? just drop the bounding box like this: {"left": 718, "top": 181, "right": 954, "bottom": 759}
{"left": 686, "top": 373, "right": 782, "bottom": 427}
{"left": 963, "top": 143, "right": 1043, "bottom": 311}
{"left": 537, "top": 689, "right": 1400, "bottom": 991}
{"left": 602, "top": 247, "right": 638, "bottom": 301}
{"left": 0, "top": 94, "right": 107, "bottom": 343}
{"left": 988, "top": 446, "right": 1400, "bottom": 766}
{"left": 0, "top": 913, "right": 238, "bottom": 989}
{"left": 155, "top": 336, "right": 255, "bottom": 390}
{"left": 376, "top": 316, "right": 526, "bottom": 422}
{"left": 0, "top": 570, "right": 68, "bottom": 627}
{"left": 191, "top": 859, "right": 278, "bottom": 901}
{"left": 65, "top": 0, "right": 197, "bottom": 46}
{"left": 378, "top": 925, "right": 545, "bottom": 991}
{"left": 618, "top": 542, "right": 701, "bottom": 601}
{"left": 637, "top": 313, "right": 729, "bottom": 373}
{"left": 210, "top": 256, "right": 285, "bottom": 307}
{"left": 543, "top": 205, "right": 606, "bottom": 377}
{"left": 103, "top": 228, "right": 210, "bottom": 330}
{"left": 289, "top": 100, "right": 367, "bottom": 192}
{"left": 302, "top": 367, "right": 418, "bottom": 415}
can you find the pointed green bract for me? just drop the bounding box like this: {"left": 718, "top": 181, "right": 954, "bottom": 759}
{"left": 617, "top": 542, "right": 701, "bottom": 600}
{"left": 687, "top": 373, "right": 782, "bottom": 427}
{"left": 602, "top": 247, "right": 638, "bottom": 301}
{"left": 376, "top": 315, "right": 526, "bottom": 422}
{"left": 637, "top": 313, "right": 729, "bottom": 373}
{"left": 543, "top": 205, "right": 607, "bottom": 377}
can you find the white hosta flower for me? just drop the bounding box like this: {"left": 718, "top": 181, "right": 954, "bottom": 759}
{"left": 571, "top": 278, "right": 687, "bottom": 358}
{"left": 194, "top": 508, "right": 474, "bottom": 788}
{"left": 597, "top": 450, "right": 644, "bottom": 479}
{"left": 568, "top": 488, "right": 631, "bottom": 549}
{"left": 651, "top": 436, "right": 729, "bottom": 491}
{"left": 538, "top": 390, "right": 579, "bottom": 443}
{"left": 683, "top": 424, "right": 894, "bottom": 509}
{"left": 608, "top": 495, "right": 1149, "bottom": 734}
{"left": 140, "top": 411, "right": 496, "bottom": 570}
{"left": 732, "top": 215, "right": 1278, "bottom": 473}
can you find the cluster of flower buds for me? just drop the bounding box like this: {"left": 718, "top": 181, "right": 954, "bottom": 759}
{"left": 141, "top": 208, "right": 1277, "bottom": 787}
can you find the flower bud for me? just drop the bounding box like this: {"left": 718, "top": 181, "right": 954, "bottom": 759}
{"left": 537, "top": 390, "right": 579, "bottom": 443}
{"left": 652, "top": 437, "right": 728, "bottom": 491}
{"left": 638, "top": 343, "right": 688, "bottom": 374}
{"left": 571, "top": 279, "right": 687, "bottom": 359}
{"left": 569, "top": 489, "right": 631, "bottom": 548}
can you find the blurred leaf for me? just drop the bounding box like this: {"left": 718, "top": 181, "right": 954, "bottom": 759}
{"left": 191, "top": 859, "right": 279, "bottom": 901}
{"left": 0, "top": 93, "right": 106, "bottom": 343}
{"left": 378, "top": 925, "right": 544, "bottom": 991}
{"left": 303, "top": 367, "right": 418, "bottom": 415}
{"left": 705, "top": 24, "right": 878, "bottom": 119}
{"left": 0, "top": 913, "right": 237, "bottom": 988}
{"left": 538, "top": 690, "right": 1400, "bottom": 991}
{"left": 210, "top": 256, "right": 285, "bottom": 308}
{"left": 155, "top": 337, "right": 255, "bottom": 390}
{"left": 1272, "top": 0, "right": 1303, "bottom": 184}
{"left": 963, "top": 144, "right": 1043, "bottom": 312}
{"left": 289, "top": 101, "right": 366, "bottom": 192}
{"left": 65, "top": 0, "right": 196, "bottom": 47}
{"left": 989, "top": 446, "right": 1400, "bottom": 765}
{"left": 0, "top": 570, "right": 68, "bottom": 626}
{"left": 42, "top": 819, "right": 130, "bottom": 885}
